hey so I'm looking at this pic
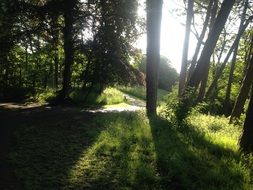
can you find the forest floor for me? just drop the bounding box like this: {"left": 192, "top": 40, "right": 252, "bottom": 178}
{"left": 0, "top": 95, "right": 252, "bottom": 189}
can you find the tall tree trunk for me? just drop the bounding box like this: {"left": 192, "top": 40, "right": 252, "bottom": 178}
{"left": 197, "top": 73, "right": 209, "bottom": 102}
{"left": 230, "top": 38, "right": 253, "bottom": 122}
{"left": 209, "top": 0, "right": 218, "bottom": 30}
{"left": 205, "top": 17, "right": 252, "bottom": 98}
{"left": 146, "top": 0, "right": 163, "bottom": 114}
{"left": 179, "top": 0, "right": 194, "bottom": 96}
{"left": 54, "top": 53, "right": 59, "bottom": 89}
{"left": 217, "top": 31, "right": 228, "bottom": 66}
{"left": 187, "top": 0, "right": 236, "bottom": 90}
{"left": 188, "top": 0, "right": 213, "bottom": 81}
{"left": 223, "top": 0, "right": 248, "bottom": 115}
{"left": 240, "top": 84, "right": 253, "bottom": 153}
{"left": 60, "top": 0, "right": 75, "bottom": 100}
{"left": 51, "top": 15, "right": 60, "bottom": 89}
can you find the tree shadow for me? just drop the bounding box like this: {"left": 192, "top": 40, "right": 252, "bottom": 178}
{"left": 0, "top": 104, "right": 101, "bottom": 189}
{"left": 3, "top": 109, "right": 251, "bottom": 189}
{"left": 64, "top": 111, "right": 159, "bottom": 189}
{"left": 148, "top": 114, "right": 247, "bottom": 190}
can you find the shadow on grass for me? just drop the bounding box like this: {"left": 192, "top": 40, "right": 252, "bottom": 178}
{"left": 148, "top": 114, "right": 248, "bottom": 190}
{"left": 6, "top": 110, "right": 252, "bottom": 190}
{"left": 1, "top": 104, "right": 98, "bottom": 189}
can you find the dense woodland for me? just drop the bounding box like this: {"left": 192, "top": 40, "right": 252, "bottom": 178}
{"left": 1, "top": 0, "right": 253, "bottom": 189}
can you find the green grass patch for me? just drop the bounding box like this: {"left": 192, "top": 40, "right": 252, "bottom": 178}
{"left": 27, "top": 87, "right": 125, "bottom": 107}
{"left": 28, "top": 89, "right": 56, "bottom": 103}
{"left": 9, "top": 112, "right": 253, "bottom": 189}
{"left": 70, "top": 87, "right": 125, "bottom": 106}
{"left": 119, "top": 86, "right": 168, "bottom": 103}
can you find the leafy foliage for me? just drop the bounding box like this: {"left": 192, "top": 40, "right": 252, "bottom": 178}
{"left": 137, "top": 55, "right": 179, "bottom": 91}
{"left": 163, "top": 87, "right": 196, "bottom": 125}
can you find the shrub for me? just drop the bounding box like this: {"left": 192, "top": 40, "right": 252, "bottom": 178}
{"left": 194, "top": 99, "right": 224, "bottom": 115}
{"left": 162, "top": 87, "right": 196, "bottom": 125}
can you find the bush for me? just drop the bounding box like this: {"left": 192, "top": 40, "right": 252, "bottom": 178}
{"left": 162, "top": 87, "right": 196, "bottom": 125}
{"left": 194, "top": 99, "right": 224, "bottom": 115}
{"left": 30, "top": 89, "right": 56, "bottom": 103}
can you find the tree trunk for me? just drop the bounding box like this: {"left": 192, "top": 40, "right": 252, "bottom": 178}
{"left": 217, "top": 31, "right": 228, "bottom": 66}
{"left": 51, "top": 15, "right": 60, "bottom": 90}
{"left": 240, "top": 84, "right": 253, "bottom": 153}
{"left": 223, "top": 0, "right": 248, "bottom": 115}
{"left": 197, "top": 71, "right": 209, "bottom": 102}
{"left": 223, "top": 51, "right": 237, "bottom": 115}
{"left": 230, "top": 38, "right": 253, "bottom": 122}
{"left": 188, "top": 0, "right": 213, "bottom": 81}
{"left": 209, "top": 0, "right": 218, "bottom": 30}
{"left": 54, "top": 54, "right": 59, "bottom": 89}
{"left": 187, "top": 0, "right": 236, "bottom": 89}
{"left": 60, "top": 0, "right": 75, "bottom": 100}
{"left": 146, "top": 0, "right": 163, "bottom": 114}
{"left": 179, "top": 0, "right": 194, "bottom": 96}
{"left": 205, "top": 17, "right": 252, "bottom": 98}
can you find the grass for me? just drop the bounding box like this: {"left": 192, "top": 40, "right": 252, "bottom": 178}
{"left": 9, "top": 111, "right": 253, "bottom": 189}
{"left": 69, "top": 87, "right": 125, "bottom": 107}
{"left": 119, "top": 86, "right": 168, "bottom": 103}
{"left": 28, "top": 89, "right": 56, "bottom": 103}
{"left": 27, "top": 87, "right": 126, "bottom": 107}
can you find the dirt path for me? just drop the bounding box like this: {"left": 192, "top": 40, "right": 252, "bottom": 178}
{"left": 82, "top": 93, "right": 145, "bottom": 113}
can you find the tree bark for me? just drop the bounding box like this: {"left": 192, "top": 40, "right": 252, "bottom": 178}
{"left": 60, "top": 0, "right": 75, "bottom": 100}
{"left": 188, "top": 0, "right": 213, "bottom": 81}
{"left": 179, "top": 0, "right": 194, "bottom": 96}
{"left": 230, "top": 37, "right": 253, "bottom": 122}
{"left": 240, "top": 83, "right": 253, "bottom": 153}
{"left": 223, "top": 0, "right": 248, "bottom": 115}
{"left": 209, "top": 0, "right": 218, "bottom": 30}
{"left": 187, "top": 0, "right": 236, "bottom": 89}
{"left": 146, "top": 0, "right": 163, "bottom": 114}
{"left": 51, "top": 15, "right": 60, "bottom": 89}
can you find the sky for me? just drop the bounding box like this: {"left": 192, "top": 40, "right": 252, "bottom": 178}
{"left": 136, "top": 0, "right": 197, "bottom": 73}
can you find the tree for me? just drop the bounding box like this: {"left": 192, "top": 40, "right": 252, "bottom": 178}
{"left": 240, "top": 83, "right": 253, "bottom": 153}
{"left": 205, "top": 17, "right": 253, "bottom": 98}
{"left": 58, "top": 0, "right": 76, "bottom": 100}
{"left": 187, "top": 0, "right": 215, "bottom": 82}
{"left": 223, "top": 0, "right": 249, "bottom": 115}
{"left": 146, "top": 0, "right": 163, "bottom": 114}
{"left": 80, "top": 0, "right": 143, "bottom": 91}
{"left": 230, "top": 34, "right": 253, "bottom": 122}
{"left": 187, "top": 0, "right": 236, "bottom": 95}
{"left": 179, "top": 0, "right": 194, "bottom": 96}
{"left": 138, "top": 55, "right": 178, "bottom": 91}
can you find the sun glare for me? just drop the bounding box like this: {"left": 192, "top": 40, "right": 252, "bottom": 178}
{"left": 136, "top": 0, "right": 197, "bottom": 73}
